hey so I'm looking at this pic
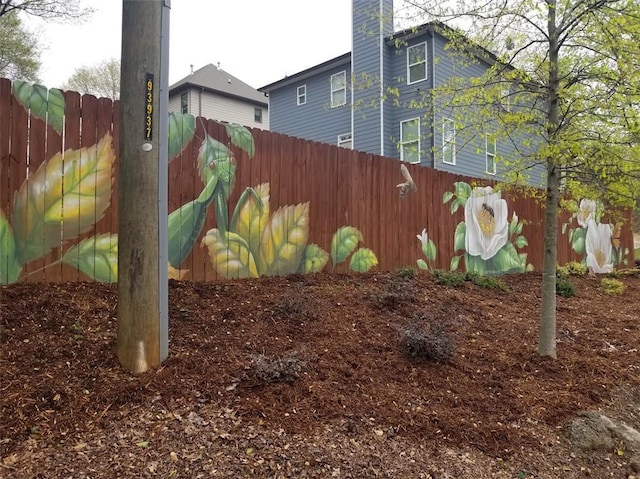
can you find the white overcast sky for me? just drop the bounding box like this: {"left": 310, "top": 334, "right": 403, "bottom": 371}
{"left": 26, "top": 0, "right": 358, "bottom": 90}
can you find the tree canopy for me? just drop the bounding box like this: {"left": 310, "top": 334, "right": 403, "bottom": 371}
{"left": 64, "top": 58, "right": 120, "bottom": 100}
{"left": 0, "top": 0, "right": 90, "bottom": 22}
{"left": 0, "top": 10, "right": 39, "bottom": 81}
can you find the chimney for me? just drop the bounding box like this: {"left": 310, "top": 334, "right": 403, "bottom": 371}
{"left": 352, "top": 0, "right": 394, "bottom": 156}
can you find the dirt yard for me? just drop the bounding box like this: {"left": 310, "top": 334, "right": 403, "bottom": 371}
{"left": 1, "top": 270, "right": 639, "bottom": 478}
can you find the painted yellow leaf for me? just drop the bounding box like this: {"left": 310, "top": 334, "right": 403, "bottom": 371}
{"left": 168, "top": 263, "right": 189, "bottom": 280}
{"left": 234, "top": 183, "right": 270, "bottom": 258}
{"left": 201, "top": 228, "right": 259, "bottom": 279}
{"left": 258, "top": 202, "right": 309, "bottom": 276}
{"left": 12, "top": 133, "right": 115, "bottom": 264}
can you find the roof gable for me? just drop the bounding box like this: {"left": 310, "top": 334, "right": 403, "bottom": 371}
{"left": 170, "top": 64, "right": 267, "bottom": 106}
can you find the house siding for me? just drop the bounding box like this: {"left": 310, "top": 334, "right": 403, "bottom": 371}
{"left": 268, "top": 65, "right": 351, "bottom": 146}
{"left": 168, "top": 89, "right": 268, "bottom": 129}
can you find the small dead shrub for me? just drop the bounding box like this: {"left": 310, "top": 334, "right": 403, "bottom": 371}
{"left": 378, "top": 280, "right": 413, "bottom": 310}
{"left": 401, "top": 322, "right": 455, "bottom": 363}
{"left": 273, "top": 295, "right": 316, "bottom": 320}
{"left": 248, "top": 353, "right": 307, "bottom": 383}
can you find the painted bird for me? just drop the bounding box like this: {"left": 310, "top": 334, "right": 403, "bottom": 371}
{"left": 397, "top": 163, "right": 417, "bottom": 199}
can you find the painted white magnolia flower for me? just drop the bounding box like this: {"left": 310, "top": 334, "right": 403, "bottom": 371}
{"left": 464, "top": 186, "right": 509, "bottom": 260}
{"left": 416, "top": 228, "right": 429, "bottom": 257}
{"left": 585, "top": 219, "right": 613, "bottom": 273}
{"left": 576, "top": 199, "right": 596, "bottom": 228}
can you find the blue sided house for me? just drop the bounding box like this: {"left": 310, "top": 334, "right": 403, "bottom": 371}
{"left": 259, "top": 0, "right": 541, "bottom": 183}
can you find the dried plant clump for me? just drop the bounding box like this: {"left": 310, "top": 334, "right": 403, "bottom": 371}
{"left": 273, "top": 295, "right": 316, "bottom": 320}
{"left": 248, "top": 353, "right": 307, "bottom": 384}
{"left": 401, "top": 322, "right": 455, "bottom": 363}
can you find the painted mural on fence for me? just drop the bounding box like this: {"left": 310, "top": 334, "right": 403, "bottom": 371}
{"left": 1, "top": 81, "right": 631, "bottom": 284}
{"left": 416, "top": 182, "right": 532, "bottom": 275}
{"left": 0, "top": 81, "right": 378, "bottom": 284}
{"left": 562, "top": 198, "right": 630, "bottom": 272}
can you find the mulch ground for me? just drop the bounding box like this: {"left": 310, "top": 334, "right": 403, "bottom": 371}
{"left": 1, "top": 271, "right": 639, "bottom": 478}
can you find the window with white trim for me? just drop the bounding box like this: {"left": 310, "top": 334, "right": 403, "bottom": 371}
{"left": 330, "top": 71, "right": 346, "bottom": 107}
{"left": 180, "top": 92, "right": 188, "bottom": 114}
{"left": 486, "top": 135, "right": 497, "bottom": 175}
{"left": 442, "top": 118, "right": 456, "bottom": 165}
{"left": 338, "top": 133, "right": 352, "bottom": 149}
{"left": 400, "top": 118, "right": 420, "bottom": 163}
{"left": 407, "top": 43, "right": 427, "bottom": 84}
{"left": 254, "top": 107, "right": 263, "bottom": 123}
{"left": 297, "top": 85, "right": 306, "bottom": 105}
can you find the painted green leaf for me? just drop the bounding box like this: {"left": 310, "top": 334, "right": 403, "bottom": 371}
{"left": 258, "top": 203, "right": 310, "bottom": 276}
{"left": 450, "top": 199, "right": 461, "bottom": 214}
{"left": 571, "top": 227, "right": 586, "bottom": 255}
{"left": 224, "top": 123, "right": 255, "bottom": 158}
{"left": 492, "top": 243, "right": 526, "bottom": 273}
{"left": 201, "top": 228, "right": 259, "bottom": 279}
{"left": 168, "top": 199, "right": 208, "bottom": 267}
{"left": 168, "top": 112, "right": 195, "bottom": 159}
{"left": 453, "top": 181, "right": 472, "bottom": 205}
{"left": 62, "top": 234, "right": 118, "bottom": 282}
{"left": 12, "top": 133, "right": 115, "bottom": 265}
{"left": 232, "top": 184, "right": 270, "bottom": 259}
{"left": 331, "top": 226, "right": 363, "bottom": 266}
{"left": 349, "top": 248, "right": 378, "bottom": 272}
{"left": 449, "top": 255, "right": 460, "bottom": 271}
{"left": 442, "top": 191, "right": 454, "bottom": 204}
{"left": 453, "top": 222, "right": 466, "bottom": 252}
{"left": 12, "top": 82, "right": 64, "bottom": 134}
{"left": 416, "top": 258, "right": 428, "bottom": 270}
{"left": 299, "top": 244, "right": 329, "bottom": 274}
{"left": 0, "top": 210, "right": 22, "bottom": 284}
{"left": 516, "top": 221, "right": 523, "bottom": 235}
{"left": 464, "top": 253, "right": 487, "bottom": 275}
{"left": 515, "top": 236, "right": 528, "bottom": 248}
{"left": 425, "top": 238, "right": 437, "bottom": 262}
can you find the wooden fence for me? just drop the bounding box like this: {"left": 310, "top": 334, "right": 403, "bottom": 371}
{"left": 0, "top": 78, "right": 633, "bottom": 283}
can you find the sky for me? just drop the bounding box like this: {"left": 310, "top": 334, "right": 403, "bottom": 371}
{"left": 26, "top": 0, "right": 358, "bottom": 91}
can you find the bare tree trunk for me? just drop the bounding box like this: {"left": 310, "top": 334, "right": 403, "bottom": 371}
{"left": 538, "top": 164, "right": 559, "bottom": 358}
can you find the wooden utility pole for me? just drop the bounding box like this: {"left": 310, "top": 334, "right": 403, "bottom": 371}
{"left": 117, "top": 0, "right": 170, "bottom": 373}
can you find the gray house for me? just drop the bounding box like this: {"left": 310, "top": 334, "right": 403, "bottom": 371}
{"left": 260, "top": 0, "right": 527, "bottom": 181}
{"left": 170, "top": 64, "right": 269, "bottom": 130}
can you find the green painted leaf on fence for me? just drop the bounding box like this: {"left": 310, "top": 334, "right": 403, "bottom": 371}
{"left": 453, "top": 221, "right": 466, "bottom": 252}
{"left": 168, "top": 112, "right": 195, "bottom": 159}
{"left": 417, "top": 258, "right": 428, "bottom": 270}
{"left": 453, "top": 182, "right": 472, "bottom": 206}
{"left": 167, "top": 199, "right": 208, "bottom": 267}
{"left": 62, "top": 234, "right": 118, "bottom": 282}
{"left": 442, "top": 191, "right": 454, "bottom": 204}
{"left": 331, "top": 226, "right": 363, "bottom": 267}
{"left": 449, "top": 255, "right": 460, "bottom": 271}
{"left": 492, "top": 243, "right": 526, "bottom": 274}
{"left": 12, "top": 82, "right": 64, "bottom": 133}
{"left": 571, "top": 227, "right": 586, "bottom": 255}
{"left": 232, "top": 184, "right": 269, "bottom": 258}
{"left": 425, "top": 238, "right": 437, "bottom": 262}
{"left": 12, "top": 133, "right": 115, "bottom": 264}
{"left": 224, "top": 123, "right": 255, "bottom": 158}
{"left": 515, "top": 235, "right": 528, "bottom": 248}
{"left": 349, "top": 248, "right": 378, "bottom": 272}
{"left": 299, "top": 244, "right": 329, "bottom": 274}
{"left": 201, "top": 228, "right": 259, "bottom": 279}
{"left": 0, "top": 210, "right": 22, "bottom": 284}
{"left": 464, "top": 253, "right": 487, "bottom": 275}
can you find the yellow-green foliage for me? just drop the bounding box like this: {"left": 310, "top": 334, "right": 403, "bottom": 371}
{"left": 557, "top": 261, "right": 587, "bottom": 277}
{"left": 600, "top": 277, "right": 625, "bottom": 295}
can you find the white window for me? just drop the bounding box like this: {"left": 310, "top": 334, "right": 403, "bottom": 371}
{"left": 442, "top": 118, "right": 456, "bottom": 165}
{"left": 486, "top": 135, "right": 496, "bottom": 175}
{"left": 400, "top": 118, "right": 420, "bottom": 164}
{"left": 338, "top": 133, "right": 352, "bottom": 149}
{"left": 407, "top": 43, "right": 427, "bottom": 84}
{"left": 330, "top": 71, "right": 347, "bottom": 107}
{"left": 297, "top": 85, "right": 306, "bottom": 106}
{"left": 180, "top": 91, "right": 188, "bottom": 114}
{"left": 254, "top": 107, "right": 263, "bottom": 123}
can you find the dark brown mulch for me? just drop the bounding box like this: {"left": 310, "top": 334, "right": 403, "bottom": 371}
{"left": 1, "top": 271, "right": 639, "bottom": 478}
